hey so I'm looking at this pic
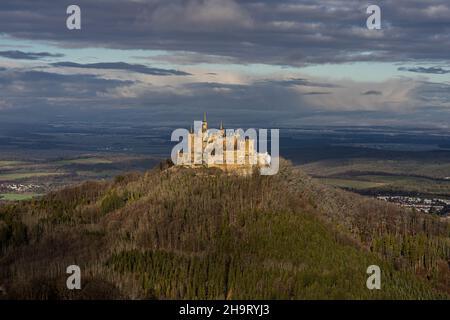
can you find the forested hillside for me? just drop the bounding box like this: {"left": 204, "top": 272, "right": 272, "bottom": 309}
{"left": 0, "top": 159, "right": 449, "bottom": 299}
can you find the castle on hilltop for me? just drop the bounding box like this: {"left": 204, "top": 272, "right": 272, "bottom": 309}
{"left": 175, "top": 113, "right": 271, "bottom": 175}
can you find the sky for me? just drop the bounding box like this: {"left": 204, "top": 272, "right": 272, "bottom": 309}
{"left": 0, "top": 0, "right": 449, "bottom": 129}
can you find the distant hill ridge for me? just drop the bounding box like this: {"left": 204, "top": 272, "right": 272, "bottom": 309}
{"left": 0, "top": 159, "right": 449, "bottom": 299}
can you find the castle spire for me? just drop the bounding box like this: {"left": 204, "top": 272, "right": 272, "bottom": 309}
{"left": 202, "top": 112, "right": 208, "bottom": 133}
{"left": 219, "top": 120, "right": 225, "bottom": 137}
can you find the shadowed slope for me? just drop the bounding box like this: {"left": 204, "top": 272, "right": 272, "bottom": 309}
{"left": 0, "top": 160, "right": 448, "bottom": 299}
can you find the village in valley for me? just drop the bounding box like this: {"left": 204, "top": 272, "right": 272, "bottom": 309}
{"left": 377, "top": 195, "right": 450, "bottom": 216}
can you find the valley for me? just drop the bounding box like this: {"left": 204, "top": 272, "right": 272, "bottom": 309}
{"left": 1, "top": 124, "right": 449, "bottom": 220}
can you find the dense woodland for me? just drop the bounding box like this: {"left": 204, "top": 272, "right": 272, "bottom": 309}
{"left": 0, "top": 159, "right": 449, "bottom": 299}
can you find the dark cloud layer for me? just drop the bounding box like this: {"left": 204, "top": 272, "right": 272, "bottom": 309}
{"left": 362, "top": 90, "right": 382, "bottom": 95}
{"left": 260, "top": 78, "right": 341, "bottom": 88}
{"left": 51, "top": 62, "right": 191, "bottom": 76}
{"left": 0, "top": 0, "right": 449, "bottom": 66}
{"left": 398, "top": 67, "right": 450, "bottom": 75}
{"left": 0, "top": 65, "right": 449, "bottom": 129}
{"left": 303, "top": 91, "right": 332, "bottom": 95}
{"left": 0, "top": 50, "right": 64, "bottom": 60}
{"left": 0, "top": 69, "right": 134, "bottom": 104}
{"left": 0, "top": 1, "right": 449, "bottom": 129}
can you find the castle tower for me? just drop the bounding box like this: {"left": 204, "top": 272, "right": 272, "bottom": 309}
{"left": 188, "top": 125, "right": 194, "bottom": 164}
{"left": 219, "top": 121, "right": 226, "bottom": 165}
{"left": 219, "top": 121, "right": 225, "bottom": 136}
{"left": 202, "top": 112, "right": 208, "bottom": 133}
{"left": 201, "top": 113, "right": 208, "bottom": 165}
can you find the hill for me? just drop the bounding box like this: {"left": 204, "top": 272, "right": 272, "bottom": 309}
{"left": 0, "top": 159, "right": 449, "bottom": 299}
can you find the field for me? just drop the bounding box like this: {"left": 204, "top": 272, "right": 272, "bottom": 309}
{"left": 316, "top": 178, "right": 387, "bottom": 190}
{"left": 56, "top": 157, "right": 113, "bottom": 165}
{"left": 0, "top": 193, "right": 43, "bottom": 201}
{"left": 305, "top": 159, "right": 450, "bottom": 198}
{"left": 316, "top": 176, "right": 450, "bottom": 197}
{"left": 0, "top": 172, "right": 63, "bottom": 181}
{"left": 0, "top": 161, "right": 24, "bottom": 167}
{"left": 301, "top": 159, "right": 450, "bottom": 180}
{"left": 0, "top": 154, "right": 161, "bottom": 202}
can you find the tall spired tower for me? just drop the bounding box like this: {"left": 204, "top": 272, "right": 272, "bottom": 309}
{"left": 202, "top": 112, "right": 208, "bottom": 133}
{"left": 201, "top": 112, "right": 208, "bottom": 164}
{"left": 219, "top": 121, "right": 224, "bottom": 136}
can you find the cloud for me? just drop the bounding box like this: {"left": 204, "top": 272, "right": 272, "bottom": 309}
{"left": 261, "top": 78, "right": 341, "bottom": 88}
{"left": 303, "top": 91, "right": 332, "bottom": 95}
{"left": 0, "top": 64, "right": 449, "bottom": 128}
{"left": 0, "top": 0, "right": 449, "bottom": 66}
{"left": 145, "top": 0, "right": 253, "bottom": 30}
{"left": 138, "top": 52, "right": 238, "bottom": 65}
{"left": 51, "top": 62, "right": 191, "bottom": 76}
{"left": 398, "top": 66, "right": 450, "bottom": 74}
{"left": 413, "top": 81, "right": 450, "bottom": 107}
{"left": 362, "top": 90, "right": 383, "bottom": 95}
{"left": 0, "top": 99, "right": 12, "bottom": 110}
{"left": 0, "top": 50, "right": 64, "bottom": 60}
{"left": 0, "top": 68, "right": 135, "bottom": 108}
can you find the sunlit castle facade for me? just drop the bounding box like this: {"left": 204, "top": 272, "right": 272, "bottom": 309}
{"left": 176, "top": 113, "right": 271, "bottom": 175}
